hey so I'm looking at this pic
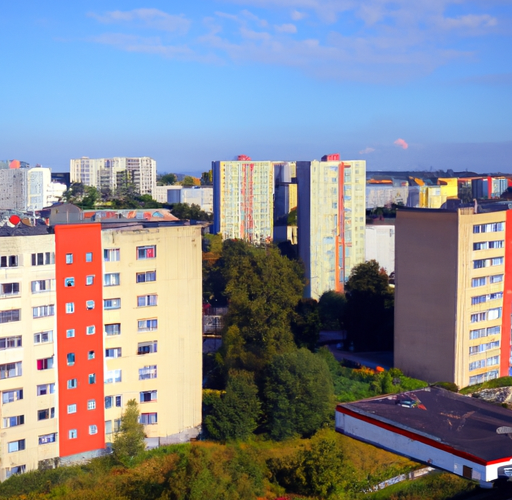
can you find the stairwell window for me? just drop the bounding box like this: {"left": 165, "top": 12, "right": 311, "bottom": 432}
{"left": 65, "top": 303, "right": 74, "bottom": 314}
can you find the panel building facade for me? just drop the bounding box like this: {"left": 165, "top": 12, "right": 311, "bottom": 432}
{"left": 0, "top": 216, "right": 201, "bottom": 479}
{"left": 395, "top": 205, "right": 512, "bottom": 388}
{"left": 70, "top": 157, "right": 156, "bottom": 197}
{"left": 212, "top": 158, "right": 274, "bottom": 244}
{"left": 296, "top": 156, "right": 366, "bottom": 299}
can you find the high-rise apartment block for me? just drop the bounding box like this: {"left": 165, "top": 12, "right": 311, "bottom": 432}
{"left": 0, "top": 211, "right": 201, "bottom": 479}
{"left": 296, "top": 156, "right": 366, "bottom": 299}
{"left": 395, "top": 204, "right": 512, "bottom": 388}
{"left": 70, "top": 157, "right": 156, "bottom": 197}
{"left": 0, "top": 162, "right": 53, "bottom": 211}
{"left": 212, "top": 157, "right": 274, "bottom": 244}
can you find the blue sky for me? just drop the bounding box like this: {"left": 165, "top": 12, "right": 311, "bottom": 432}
{"left": 1, "top": 0, "right": 511, "bottom": 174}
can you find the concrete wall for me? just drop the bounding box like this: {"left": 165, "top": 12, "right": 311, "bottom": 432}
{"left": 365, "top": 225, "right": 395, "bottom": 275}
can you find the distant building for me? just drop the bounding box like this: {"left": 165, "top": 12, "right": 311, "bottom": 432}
{"left": 395, "top": 204, "right": 512, "bottom": 388}
{"left": 365, "top": 224, "right": 395, "bottom": 275}
{"left": 166, "top": 186, "right": 213, "bottom": 214}
{"left": 153, "top": 185, "right": 181, "bottom": 204}
{"left": 70, "top": 157, "right": 156, "bottom": 197}
{"left": 0, "top": 162, "right": 52, "bottom": 211}
{"left": 296, "top": 156, "right": 366, "bottom": 299}
{"left": 366, "top": 182, "right": 408, "bottom": 209}
{"left": 212, "top": 157, "right": 274, "bottom": 244}
{"left": 0, "top": 211, "right": 202, "bottom": 479}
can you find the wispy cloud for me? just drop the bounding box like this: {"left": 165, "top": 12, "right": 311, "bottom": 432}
{"left": 359, "top": 147, "right": 375, "bottom": 154}
{"left": 89, "top": 8, "right": 191, "bottom": 35}
{"left": 86, "top": 2, "right": 508, "bottom": 83}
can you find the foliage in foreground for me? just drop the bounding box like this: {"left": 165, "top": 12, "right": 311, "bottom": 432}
{"left": 0, "top": 430, "right": 423, "bottom": 500}
{"left": 112, "top": 399, "right": 146, "bottom": 465}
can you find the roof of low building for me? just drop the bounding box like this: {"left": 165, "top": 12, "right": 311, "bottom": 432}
{"left": 337, "top": 386, "right": 512, "bottom": 464}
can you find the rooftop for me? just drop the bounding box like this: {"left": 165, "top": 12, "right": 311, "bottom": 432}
{"left": 338, "top": 387, "right": 512, "bottom": 464}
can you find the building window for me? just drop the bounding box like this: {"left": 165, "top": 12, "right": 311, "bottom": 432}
{"left": 0, "top": 335, "right": 22, "bottom": 349}
{"left": 104, "top": 273, "right": 120, "bottom": 286}
{"left": 32, "top": 252, "right": 55, "bottom": 266}
{"left": 137, "top": 245, "right": 156, "bottom": 260}
{"left": 488, "top": 307, "right": 502, "bottom": 320}
{"left": 3, "top": 415, "right": 24, "bottom": 428}
{"left": 105, "top": 323, "right": 121, "bottom": 336}
{"left": 491, "top": 257, "right": 504, "bottom": 266}
{"left": 473, "top": 259, "right": 486, "bottom": 269}
{"left": 490, "top": 274, "right": 504, "bottom": 283}
{"left": 89, "top": 374, "right": 96, "bottom": 384}
{"left": 0, "top": 255, "right": 18, "bottom": 268}
{"left": 86, "top": 300, "right": 95, "bottom": 310}
{"left": 140, "top": 413, "right": 158, "bottom": 425}
{"left": 33, "top": 305, "right": 55, "bottom": 318}
{"left": 88, "top": 399, "right": 96, "bottom": 410}
{"left": 1, "top": 282, "right": 20, "bottom": 296}
{"left": 473, "top": 222, "right": 505, "bottom": 233}
{"left": 88, "top": 350, "right": 95, "bottom": 360}
{"left": 66, "top": 302, "right": 74, "bottom": 314}
{"left": 67, "top": 404, "right": 77, "bottom": 414}
{"left": 67, "top": 353, "right": 75, "bottom": 366}
{"left": 138, "top": 319, "right": 157, "bottom": 332}
{"left": 473, "top": 241, "right": 488, "bottom": 250}
{"left": 65, "top": 253, "right": 73, "bottom": 264}
{"left": 105, "top": 395, "right": 122, "bottom": 409}
{"left": 136, "top": 271, "right": 156, "bottom": 283}
{"left": 66, "top": 329, "right": 75, "bottom": 338}
{"left": 8, "top": 439, "right": 25, "bottom": 452}
{"left": 104, "top": 299, "right": 121, "bottom": 310}
{"left": 38, "top": 408, "right": 54, "bottom": 420}
{"left": 471, "top": 278, "right": 487, "bottom": 288}
{"left": 139, "top": 365, "right": 157, "bottom": 380}
{"left": 86, "top": 275, "right": 95, "bottom": 285}
{"left": 105, "top": 348, "right": 122, "bottom": 359}
{"left": 470, "top": 312, "right": 486, "bottom": 323}
{"left": 86, "top": 252, "right": 93, "bottom": 262}
{"left": 34, "top": 331, "right": 52, "bottom": 344}
{"left": 67, "top": 378, "right": 77, "bottom": 389}
{"left": 487, "top": 325, "right": 501, "bottom": 336}
{"left": 89, "top": 425, "right": 98, "bottom": 435}
{"left": 104, "top": 370, "right": 122, "bottom": 384}
{"left": 489, "top": 240, "right": 504, "bottom": 249}
{"left": 0, "top": 309, "right": 21, "bottom": 323}
{"left": 137, "top": 341, "right": 157, "bottom": 355}
{"left": 104, "top": 248, "right": 120, "bottom": 262}
{"left": 69, "top": 429, "right": 77, "bottom": 439}
{"left": 137, "top": 295, "right": 157, "bottom": 307}
{"left": 140, "top": 390, "right": 157, "bottom": 403}
{"left": 6, "top": 465, "right": 26, "bottom": 478}
{"left": 105, "top": 420, "right": 112, "bottom": 434}
{"left": 38, "top": 433, "right": 56, "bottom": 445}
{"left": 64, "top": 277, "right": 75, "bottom": 287}
{"left": 1, "top": 362, "right": 22, "bottom": 378}
{"left": 3, "top": 389, "right": 23, "bottom": 403}
{"left": 469, "top": 328, "right": 486, "bottom": 340}
{"left": 37, "top": 384, "right": 55, "bottom": 396}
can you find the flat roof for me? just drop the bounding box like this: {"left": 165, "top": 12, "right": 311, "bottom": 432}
{"left": 337, "top": 387, "right": 512, "bottom": 464}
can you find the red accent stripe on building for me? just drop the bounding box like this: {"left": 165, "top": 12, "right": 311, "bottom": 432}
{"left": 501, "top": 210, "right": 512, "bottom": 377}
{"left": 336, "top": 162, "right": 345, "bottom": 293}
{"left": 336, "top": 405, "right": 512, "bottom": 467}
{"left": 55, "top": 223, "right": 105, "bottom": 457}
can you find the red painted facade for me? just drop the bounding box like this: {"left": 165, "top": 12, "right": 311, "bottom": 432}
{"left": 501, "top": 210, "right": 512, "bottom": 377}
{"left": 55, "top": 223, "right": 105, "bottom": 457}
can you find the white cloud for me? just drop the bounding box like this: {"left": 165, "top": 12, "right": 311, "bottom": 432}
{"left": 437, "top": 14, "right": 498, "bottom": 30}
{"left": 275, "top": 23, "right": 297, "bottom": 33}
{"left": 359, "top": 147, "right": 376, "bottom": 154}
{"left": 89, "top": 8, "right": 191, "bottom": 34}
{"left": 291, "top": 10, "right": 307, "bottom": 21}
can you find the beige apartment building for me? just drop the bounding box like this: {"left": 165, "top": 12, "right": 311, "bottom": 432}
{"left": 395, "top": 205, "right": 511, "bottom": 388}
{"left": 0, "top": 213, "right": 202, "bottom": 480}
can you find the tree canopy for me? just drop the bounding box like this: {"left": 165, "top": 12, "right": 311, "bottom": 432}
{"left": 170, "top": 202, "right": 212, "bottom": 221}
{"left": 263, "top": 348, "right": 335, "bottom": 440}
{"left": 158, "top": 173, "right": 177, "bottom": 185}
{"left": 344, "top": 260, "right": 394, "bottom": 351}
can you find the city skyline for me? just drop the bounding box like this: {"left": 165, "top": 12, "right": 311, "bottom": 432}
{"left": 1, "top": 1, "right": 510, "bottom": 173}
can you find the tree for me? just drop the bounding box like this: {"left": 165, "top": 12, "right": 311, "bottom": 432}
{"left": 181, "top": 175, "right": 197, "bottom": 187}
{"left": 112, "top": 399, "right": 146, "bottom": 464}
{"left": 170, "top": 203, "right": 212, "bottom": 222}
{"left": 318, "top": 291, "right": 346, "bottom": 331}
{"left": 217, "top": 240, "right": 305, "bottom": 374}
{"left": 204, "top": 370, "right": 262, "bottom": 441}
{"left": 158, "top": 173, "right": 177, "bottom": 185}
{"left": 263, "top": 348, "right": 335, "bottom": 440}
{"left": 201, "top": 170, "right": 212, "bottom": 185}
{"left": 344, "top": 260, "right": 394, "bottom": 352}
{"left": 291, "top": 298, "right": 321, "bottom": 351}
